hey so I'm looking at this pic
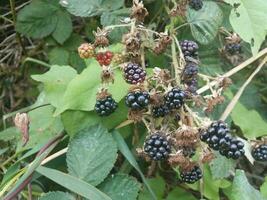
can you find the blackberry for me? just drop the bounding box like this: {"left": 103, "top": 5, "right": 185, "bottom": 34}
{"left": 225, "top": 43, "right": 242, "bottom": 55}
{"left": 125, "top": 90, "right": 150, "bottom": 111}
{"left": 165, "top": 88, "right": 186, "bottom": 110}
{"left": 180, "top": 40, "right": 199, "bottom": 58}
{"left": 144, "top": 133, "right": 171, "bottom": 161}
{"left": 252, "top": 144, "right": 267, "bottom": 161}
{"left": 152, "top": 105, "right": 169, "bottom": 118}
{"left": 95, "top": 96, "right": 118, "bottom": 116}
{"left": 189, "top": 0, "right": 203, "bottom": 11}
{"left": 183, "top": 62, "right": 198, "bottom": 79}
{"left": 201, "top": 121, "right": 245, "bottom": 159}
{"left": 124, "top": 63, "right": 146, "bottom": 84}
{"left": 180, "top": 166, "right": 202, "bottom": 184}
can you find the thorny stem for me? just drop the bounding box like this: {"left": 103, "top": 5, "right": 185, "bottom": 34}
{"left": 220, "top": 56, "right": 267, "bottom": 121}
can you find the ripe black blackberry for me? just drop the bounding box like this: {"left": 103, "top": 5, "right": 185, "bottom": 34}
{"left": 225, "top": 43, "right": 242, "bottom": 55}
{"left": 125, "top": 90, "right": 150, "bottom": 111}
{"left": 183, "top": 62, "right": 198, "bottom": 79}
{"left": 124, "top": 63, "right": 146, "bottom": 84}
{"left": 152, "top": 105, "right": 169, "bottom": 118}
{"left": 180, "top": 166, "right": 202, "bottom": 184}
{"left": 220, "top": 139, "right": 245, "bottom": 160}
{"left": 189, "top": 0, "right": 203, "bottom": 10}
{"left": 144, "top": 133, "right": 171, "bottom": 161}
{"left": 165, "top": 88, "right": 186, "bottom": 110}
{"left": 200, "top": 120, "right": 232, "bottom": 151}
{"left": 252, "top": 144, "right": 267, "bottom": 161}
{"left": 95, "top": 96, "right": 118, "bottom": 116}
{"left": 180, "top": 40, "right": 199, "bottom": 58}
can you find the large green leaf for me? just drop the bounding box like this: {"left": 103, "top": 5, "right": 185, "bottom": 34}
{"left": 39, "top": 191, "right": 75, "bottom": 200}
{"left": 98, "top": 174, "right": 141, "bottom": 200}
{"left": 52, "top": 10, "right": 72, "bottom": 44}
{"left": 60, "top": 0, "right": 124, "bottom": 17}
{"left": 138, "top": 176, "right": 165, "bottom": 200}
{"left": 210, "top": 152, "right": 236, "bottom": 179}
{"left": 36, "top": 166, "right": 111, "bottom": 200}
{"left": 54, "top": 60, "right": 129, "bottom": 115}
{"left": 231, "top": 101, "right": 267, "bottom": 139}
{"left": 61, "top": 100, "right": 128, "bottom": 137}
{"left": 66, "top": 124, "right": 117, "bottom": 186}
{"left": 0, "top": 127, "right": 19, "bottom": 142}
{"left": 224, "top": 0, "right": 267, "bottom": 55}
{"left": 16, "top": 0, "right": 58, "bottom": 38}
{"left": 186, "top": 1, "right": 223, "bottom": 44}
{"left": 230, "top": 170, "right": 266, "bottom": 200}
{"left": 17, "top": 105, "right": 64, "bottom": 151}
{"left": 32, "top": 65, "right": 77, "bottom": 108}
{"left": 166, "top": 188, "right": 196, "bottom": 200}
{"left": 48, "top": 48, "right": 70, "bottom": 65}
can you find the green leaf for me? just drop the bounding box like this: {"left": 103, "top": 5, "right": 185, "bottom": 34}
{"left": 52, "top": 10, "right": 72, "bottom": 44}
{"left": 231, "top": 101, "right": 267, "bottom": 139}
{"left": 230, "top": 170, "right": 266, "bottom": 200}
{"left": 48, "top": 48, "right": 70, "bottom": 65}
{"left": 166, "top": 187, "right": 196, "bottom": 200}
{"left": 223, "top": 0, "right": 267, "bottom": 55}
{"left": 39, "top": 191, "right": 75, "bottom": 200}
{"left": 186, "top": 1, "right": 223, "bottom": 44}
{"left": 54, "top": 59, "right": 129, "bottom": 115}
{"left": 66, "top": 124, "right": 117, "bottom": 186}
{"left": 32, "top": 65, "right": 77, "bottom": 108}
{"left": 16, "top": 0, "right": 58, "bottom": 38}
{"left": 60, "top": 0, "right": 124, "bottom": 17}
{"left": 100, "top": 9, "right": 130, "bottom": 41}
{"left": 210, "top": 152, "right": 236, "bottom": 179}
{"left": 99, "top": 174, "right": 141, "bottom": 200}
{"left": 112, "top": 131, "right": 157, "bottom": 200}
{"left": 61, "top": 100, "right": 128, "bottom": 137}
{"left": 0, "top": 127, "right": 19, "bottom": 142}
{"left": 138, "top": 176, "right": 165, "bottom": 200}
{"left": 69, "top": 52, "right": 87, "bottom": 73}
{"left": 17, "top": 105, "right": 64, "bottom": 151}
{"left": 36, "top": 166, "right": 112, "bottom": 200}
{"left": 260, "top": 177, "right": 267, "bottom": 198}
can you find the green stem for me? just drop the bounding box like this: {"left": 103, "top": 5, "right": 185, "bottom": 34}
{"left": 23, "top": 57, "right": 51, "bottom": 68}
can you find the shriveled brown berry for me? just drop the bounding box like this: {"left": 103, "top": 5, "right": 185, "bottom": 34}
{"left": 78, "top": 43, "right": 95, "bottom": 59}
{"left": 131, "top": 0, "right": 148, "bottom": 22}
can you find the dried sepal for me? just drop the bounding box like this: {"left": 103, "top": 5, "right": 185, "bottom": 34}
{"left": 153, "top": 33, "right": 172, "bottom": 54}
{"left": 128, "top": 110, "right": 144, "bottom": 122}
{"left": 100, "top": 66, "right": 114, "bottom": 84}
{"left": 205, "top": 95, "right": 225, "bottom": 113}
{"left": 152, "top": 67, "right": 172, "bottom": 85}
{"left": 225, "top": 32, "right": 241, "bottom": 44}
{"left": 131, "top": 0, "right": 148, "bottom": 22}
{"left": 201, "top": 149, "right": 214, "bottom": 163}
{"left": 93, "top": 27, "right": 110, "bottom": 47}
{"left": 168, "top": 154, "right": 193, "bottom": 170}
{"left": 96, "top": 88, "right": 111, "bottom": 100}
{"left": 169, "top": 0, "right": 187, "bottom": 17}
{"left": 122, "top": 30, "right": 141, "bottom": 55}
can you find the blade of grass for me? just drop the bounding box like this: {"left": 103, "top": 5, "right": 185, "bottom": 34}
{"left": 36, "top": 166, "right": 111, "bottom": 200}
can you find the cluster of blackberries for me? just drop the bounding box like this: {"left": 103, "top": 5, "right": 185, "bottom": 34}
{"left": 165, "top": 88, "right": 186, "bottom": 110}
{"left": 252, "top": 144, "right": 267, "bottom": 161}
{"left": 95, "top": 96, "right": 118, "bottom": 116}
{"left": 200, "top": 121, "right": 245, "bottom": 159}
{"left": 125, "top": 90, "right": 150, "bottom": 111}
{"left": 180, "top": 40, "right": 199, "bottom": 59}
{"left": 180, "top": 166, "right": 202, "bottom": 184}
{"left": 189, "top": 0, "right": 203, "bottom": 10}
{"left": 182, "top": 62, "right": 199, "bottom": 94}
{"left": 152, "top": 105, "right": 170, "bottom": 118}
{"left": 144, "top": 133, "right": 171, "bottom": 161}
{"left": 225, "top": 43, "right": 242, "bottom": 55}
{"left": 123, "top": 63, "right": 146, "bottom": 84}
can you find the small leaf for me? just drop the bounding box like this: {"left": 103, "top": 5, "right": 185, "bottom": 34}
{"left": 32, "top": 65, "right": 77, "bottom": 108}
{"left": 99, "top": 174, "right": 141, "bottom": 200}
{"left": 231, "top": 170, "right": 266, "bottom": 200}
{"left": 36, "top": 166, "right": 112, "bottom": 200}
{"left": 231, "top": 101, "right": 267, "bottom": 139}
{"left": 260, "top": 177, "right": 267, "bottom": 199}
{"left": 16, "top": 0, "right": 59, "bottom": 38}
{"left": 48, "top": 48, "right": 70, "bottom": 65}
{"left": 224, "top": 0, "right": 267, "bottom": 55}
{"left": 210, "top": 152, "right": 236, "bottom": 179}
{"left": 66, "top": 124, "right": 117, "bottom": 186}
{"left": 52, "top": 10, "right": 72, "bottom": 44}
{"left": 39, "top": 191, "right": 75, "bottom": 200}
{"left": 54, "top": 59, "right": 129, "bottom": 115}
{"left": 186, "top": 1, "right": 223, "bottom": 44}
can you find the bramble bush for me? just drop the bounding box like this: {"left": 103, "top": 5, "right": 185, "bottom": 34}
{"left": 1, "top": 0, "right": 267, "bottom": 200}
